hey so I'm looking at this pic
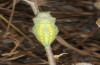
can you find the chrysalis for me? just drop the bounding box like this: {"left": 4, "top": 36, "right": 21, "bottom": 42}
{"left": 32, "top": 12, "right": 59, "bottom": 47}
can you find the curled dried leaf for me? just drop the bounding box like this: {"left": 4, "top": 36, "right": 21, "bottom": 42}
{"left": 96, "top": 18, "right": 100, "bottom": 27}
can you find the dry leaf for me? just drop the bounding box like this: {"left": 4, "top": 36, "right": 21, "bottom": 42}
{"left": 96, "top": 18, "right": 100, "bottom": 27}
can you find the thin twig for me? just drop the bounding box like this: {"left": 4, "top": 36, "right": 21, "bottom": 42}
{"left": 5, "top": 0, "right": 16, "bottom": 33}
{"left": 23, "top": 0, "right": 39, "bottom": 15}
{"left": 56, "top": 35, "right": 91, "bottom": 55}
{"left": 45, "top": 46, "right": 56, "bottom": 65}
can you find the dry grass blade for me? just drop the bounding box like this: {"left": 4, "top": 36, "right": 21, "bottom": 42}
{"left": 5, "top": 0, "right": 16, "bottom": 33}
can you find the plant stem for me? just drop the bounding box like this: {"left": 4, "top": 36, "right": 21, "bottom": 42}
{"left": 44, "top": 46, "right": 56, "bottom": 65}
{"left": 23, "top": 0, "right": 39, "bottom": 15}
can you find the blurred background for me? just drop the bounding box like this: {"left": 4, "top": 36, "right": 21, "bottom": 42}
{"left": 0, "top": 0, "right": 100, "bottom": 65}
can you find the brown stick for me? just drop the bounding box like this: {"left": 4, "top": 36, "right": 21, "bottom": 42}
{"left": 45, "top": 46, "right": 56, "bottom": 65}
{"left": 5, "top": 0, "right": 16, "bottom": 33}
